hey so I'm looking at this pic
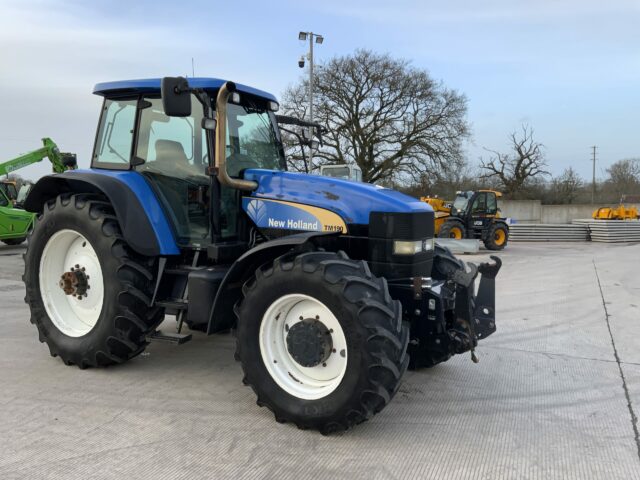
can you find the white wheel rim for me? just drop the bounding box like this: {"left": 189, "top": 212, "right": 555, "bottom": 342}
{"left": 259, "top": 293, "right": 348, "bottom": 400}
{"left": 39, "top": 229, "right": 104, "bottom": 337}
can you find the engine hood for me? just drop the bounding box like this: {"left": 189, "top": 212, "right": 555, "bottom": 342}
{"left": 243, "top": 169, "right": 431, "bottom": 225}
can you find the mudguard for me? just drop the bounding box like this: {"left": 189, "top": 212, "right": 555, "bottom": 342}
{"left": 24, "top": 170, "right": 180, "bottom": 257}
{"left": 206, "top": 231, "right": 337, "bottom": 334}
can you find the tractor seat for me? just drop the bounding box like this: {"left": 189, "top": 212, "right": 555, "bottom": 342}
{"left": 154, "top": 139, "right": 189, "bottom": 166}
{"left": 144, "top": 139, "right": 205, "bottom": 181}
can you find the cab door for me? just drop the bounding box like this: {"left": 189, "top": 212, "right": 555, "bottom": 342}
{"left": 133, "top": 96, "right": 210, "bottom": 247}
{"left": 468, "top": 192, "right": 498, "bottom": 235}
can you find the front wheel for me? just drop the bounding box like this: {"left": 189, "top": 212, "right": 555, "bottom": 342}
{"left": 235, "top": 251, "right": 409, "bottom": 434}
{"left": 484, "top": 222, "right": 509, "bottom": 250}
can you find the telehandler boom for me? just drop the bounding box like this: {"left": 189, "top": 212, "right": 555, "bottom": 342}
{"left": 0, "top": 138, "right": 76, "bottom": 245}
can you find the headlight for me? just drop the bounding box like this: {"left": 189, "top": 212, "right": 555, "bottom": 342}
{"left": 393, "top": 238, "right": 434, "bottom": 255}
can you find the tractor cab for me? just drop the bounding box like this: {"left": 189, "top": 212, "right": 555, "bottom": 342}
{"left": 91, "top": 78, "right": 285, "bottom": 248}
{"left": 452, "top": 190, "right": 500, "bottom": 219}
{"left": 319, "top": 164, "right": 363, "bottom": 182}
{"left": 0, "top": 180, "right": 18, "bottom": 205}
{"left": 0, "top": 183, "right": 34, "bottom": 245}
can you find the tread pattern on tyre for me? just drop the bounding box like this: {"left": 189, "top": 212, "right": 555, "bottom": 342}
{"left": 23, "top": 193, "right": 163, "bottom": 368}
{"left": 438, "top": 220, "right": 466, "bottom": 239}
{"left": 235, "top": 250, "right": 409, "bottom": 434}
{"left": 484, "top": 222, "right": 509, "bottom": 250}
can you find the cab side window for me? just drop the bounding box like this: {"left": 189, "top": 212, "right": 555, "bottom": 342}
{"left": 93, "top": 99, "right": 137, "bottom": 167}
{"left": 0, "top": 191, "right": 8, "bottom": 207}
{"left": 135, "top": 96, "right": 206, "bottom": 179}
{"left": 486, "top": 193, "right": 498, "bottom": 215}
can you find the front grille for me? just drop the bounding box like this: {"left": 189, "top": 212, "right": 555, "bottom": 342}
{"left": 369, "top": 211, "right": 434, "bottom": 240}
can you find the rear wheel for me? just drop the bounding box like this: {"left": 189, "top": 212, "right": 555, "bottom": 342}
{"left": 484, "top": 222, "right": 509, "bottom": 250}
{"left": 2, "top": 237, "right": 26, "bottom": 246}
{"left": 235, "top": 250, "right": 409, "bottom": 434}
{"left": 23, "top": 194, "right": 164, "bottom": 368}
{"left": 439, "top": 221, "right": 466, "bottom": 240}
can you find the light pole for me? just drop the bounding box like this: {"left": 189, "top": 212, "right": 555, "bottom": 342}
{"left": 298, "top": 31, "right": 323, "bottom": 164}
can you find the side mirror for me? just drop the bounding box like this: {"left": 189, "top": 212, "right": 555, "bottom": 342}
{"left": 161, "top": 77, "right": 191, "bottom": 117}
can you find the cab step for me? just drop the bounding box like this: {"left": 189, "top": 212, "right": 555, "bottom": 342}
{"left": 147, "top": 330, "right": 192, "bottom": 345}
{"left": 156, "top": 298, "right": 188, "bottom": 311}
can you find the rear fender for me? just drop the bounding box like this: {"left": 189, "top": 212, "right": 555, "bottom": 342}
{"left": 24, "top": 171, "right": 180, "bottom": 257}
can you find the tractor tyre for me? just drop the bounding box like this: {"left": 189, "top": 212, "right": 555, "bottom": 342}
{"left": 438, "top": 220, "right": 466, "bottom": 240}
{"left": 23, "top": 193, "right": 164, "bottom": 368}
{"left": 2, "top": 237, "right": 26, "bottom": 246}
{"left": 235, "top": 250, "right": 409, "bottom": 434}
{"left": 484, "top": 222, "right": 509, "bottom": 250}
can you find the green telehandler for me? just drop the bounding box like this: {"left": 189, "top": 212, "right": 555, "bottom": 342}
{"left": 0, "top": 138, "right": 76, "bottom": 245}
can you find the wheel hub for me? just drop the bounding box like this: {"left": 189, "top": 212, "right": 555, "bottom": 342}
{"left": 286, "top": 318, "right": 333, "bottom": 368}
{"left": 58, "top": 266, "right": 89, "bottom": 299}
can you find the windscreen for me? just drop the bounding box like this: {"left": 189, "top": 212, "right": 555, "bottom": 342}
{"left": 225, "top": 102, "right": 284, "bottom": 176}
{"left": 452, "top": 194, "right": 470, "bottom": 213}
{"left": 322, "top": 166, "right": 350, "bottom": 179}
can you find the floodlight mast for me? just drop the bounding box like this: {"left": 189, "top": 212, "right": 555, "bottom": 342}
{"left": 298, "top": 31, "right": 324, "bottom": 167}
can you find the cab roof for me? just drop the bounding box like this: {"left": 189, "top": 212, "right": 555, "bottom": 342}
{"left": 92, "top": 77, "right": 277, "bottom": 102}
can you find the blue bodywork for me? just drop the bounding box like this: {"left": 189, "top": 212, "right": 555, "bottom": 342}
{"left": 93, "top": 78, "right": 277, "bottom": 102}
{"left": 244, "top": 169, "right": 431, "bottom": 225}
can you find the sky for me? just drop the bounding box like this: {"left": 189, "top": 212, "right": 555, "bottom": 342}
{"left": 0, "top": 0, "right": 638, "bottom": 182}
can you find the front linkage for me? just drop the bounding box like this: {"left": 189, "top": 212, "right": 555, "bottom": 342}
{"left": 390, "top": 245, "right": 502, "bottom": 369}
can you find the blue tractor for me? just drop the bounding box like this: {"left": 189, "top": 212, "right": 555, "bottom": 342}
{"left": 22, "top": 77, "right": 501, "bottom": 433}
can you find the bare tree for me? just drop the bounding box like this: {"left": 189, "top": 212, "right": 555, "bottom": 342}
{"left": 605, "top": 158, "right": 640, "bottom": 200}
{"left": 280, "top": 49, "right": 470, "bottom": 184}
{"left": 550, "top": 167, "right": 583, "bottom": 204}
{"left": 480, "top": 124, "right": 550, "bottom": 197}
